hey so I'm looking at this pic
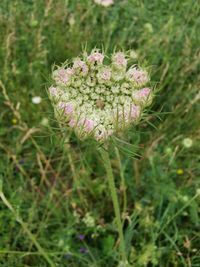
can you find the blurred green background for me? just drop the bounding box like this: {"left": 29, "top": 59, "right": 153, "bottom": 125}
{"left": 0, "top": 0, "right": 200, "bottom": 266}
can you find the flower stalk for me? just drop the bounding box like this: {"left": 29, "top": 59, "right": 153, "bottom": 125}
{"left": 99, "top": 146, "right": 127, "bottom": 264}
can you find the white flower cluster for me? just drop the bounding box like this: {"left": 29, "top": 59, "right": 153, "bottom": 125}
{"left": 48, "top": 50, "right": 153, "bottom": 141}
{"left": 94, "top": 0, "right": 114, "bottom": 7}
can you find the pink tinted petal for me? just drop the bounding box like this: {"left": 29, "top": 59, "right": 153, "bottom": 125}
{"left": 102, "top": 70, "right": 111, "bottom": 80}
{"left": 58, "top": 102, "right": 74, "bottom": 116}
{"left": 128, "top": 68, "right": 149, "bottom": 85}
{"left": 64, "top": 103, "right": 74, "bottom": 115}
{"left": 113, "top": 52, "right": 127, "bottom": 67}
{"left": 54, "top": 68, "right": 73, "bottom": 84}
{"left": 58, "top": 69, "right": 68, "bottom": 82}
{"left": 49, "top": 86, "right": 58, "bottom": 96}
{"left": 132, "top": 88, "right": 151, "bottom": 105}
{"left": 98, "top": 68, "right": 112, "bottom": 81}
{"left": 66, "top": 68, "right": 74, "bottom": 76}
{"left": 138, "top": 88, "right": 151, "bottom": 97}
{"left": 88, "top": 52, "right": 104, "bottom": 64}
{"left": 69, "top": 118, "right": 76, "bottom": 127}
{"left": 58, "top": 101, "right": 66, "bottom": 109}
{"left": 73, "top": 60, "right": 88, "bottom": 75}
{"left": 130, "top": 104, "right": 140, "bottom": 118}
{"left": 84, "top": 119, "right": 95, "bottom": 132}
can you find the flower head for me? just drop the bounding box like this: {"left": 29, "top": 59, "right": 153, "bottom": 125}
{"left": 97, "top": 67, "right": 112, "bottom": 83}
{"left": 73, "top": 59, "right": 88, "bottom": 76}
{"left": 57, "top": 102, "right": 74, "bottom": 117}
{"left": 182, "top": 138, "right": 193, "bottom": 148}
{"left": 49, "top": 50, "right": 153, "bottom": 141}
{"left": 94, "top": 0, "right": 114, "bottom": 7}
{"left": 112, "top": 52, "right": 127, "bottom": 69}
{"left": 49, "top": 86, "right": 58, "bottom": 96}
{"left": 83, "top": 118, "right": 96, "bottom": 132}
{"left": 53, "top": 68, "right": 74, "bottom": 85}
{"left": 127, "top": 67, "right": 149, "bottom": 85}
{"left": 32, "top": 96, "right": 42, "bottom": 104}
{"left": 77, "top": 234, "right": 85, "bottom": 241}
{"left": 88, "top": 51, "right": 104, "bottom": 64}
{"left": 132, "top": 88, "right": 152, "bottom": 105}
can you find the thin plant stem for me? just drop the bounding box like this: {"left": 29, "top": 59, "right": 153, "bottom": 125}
{"left": 115, "top": 147, "right": 127, "bottom": 227}
{"left": 99, "top": 147, "right": 127, "bottom": 264}
{"left": 0, "top": 182, "right": 56, "bottom": 267}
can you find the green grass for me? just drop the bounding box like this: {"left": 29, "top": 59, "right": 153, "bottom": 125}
{"left": 0, "top": 0, "right": 200, "bottom": 266}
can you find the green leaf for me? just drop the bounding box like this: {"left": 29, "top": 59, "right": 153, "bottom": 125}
{"left": 102, "top": 235, "right": 115, "bottom": 255}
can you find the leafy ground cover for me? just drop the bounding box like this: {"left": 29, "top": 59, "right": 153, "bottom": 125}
{"left": 0, "top": 0, "right": 200, "bottom": 266}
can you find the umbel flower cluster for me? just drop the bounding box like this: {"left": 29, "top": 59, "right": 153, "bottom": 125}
{"left": 48, "top": 50, "right": 153, "bottom": 141}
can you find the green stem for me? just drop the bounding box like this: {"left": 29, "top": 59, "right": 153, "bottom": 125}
{"left": 99, "top": 147, "right": 127, "bottom": 264}
{"left": 115, "top": 147, "right": 127, "bottom": 227}
{"left": 0, "top": 183, "right": 56, "bottom": 267}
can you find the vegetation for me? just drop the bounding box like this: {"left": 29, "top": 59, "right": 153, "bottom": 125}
{"left": 0, "top": 0, "right": 199, "bottom": 266}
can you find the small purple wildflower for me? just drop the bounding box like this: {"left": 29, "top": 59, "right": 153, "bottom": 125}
{"left": 77, "top": 234, "right": 85, "bottom": 241}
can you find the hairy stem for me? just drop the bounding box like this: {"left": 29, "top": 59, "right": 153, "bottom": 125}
{"left": 115, "top": 147, "right": 127, "bottom": 226}
{"left": 99, "top": 147, "right": 127, "bottom": 264}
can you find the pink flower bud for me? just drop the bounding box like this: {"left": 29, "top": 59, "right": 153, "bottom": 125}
{"left": 84, "top": 118, "right": 95, "bottom": 132}
{"left": 127, "top": 68, "right": 149, "bottom": 85}
{"left": 64, "top": 103, "right": 74, "bottom": 115}
{"left": 73, "top": 59, "right": 88, "bottom": 75}
{"left": 132, "top": 88, "right": 151, "bottom": 104}
{"left": 130, "top": 104, "right": 140, "bottom": 119}
{"left": 138, "top": 88, "right": 151, "bottom": 97}
{"left": 58, "top": 101, "right": 66, "bottom": 109}
{"left": 53, "top": 68, "right": 74, "bottom": 85}
{"left": 97, "top": 67, "right": 112, "bottom": 82}
{"left": 58, "top": 102, "right": 74, "bottom": 116}
{"left": 49, "top": 86, "right": 58, "bottom": 96}
{"left": 88, "top": 52, "right": 104, "bottom": 64}
{"left": 69, "top": 118, "right": 76, "bottom": 127}
{"left": 112, "top": 52, "right": 127, "bottom": 68}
